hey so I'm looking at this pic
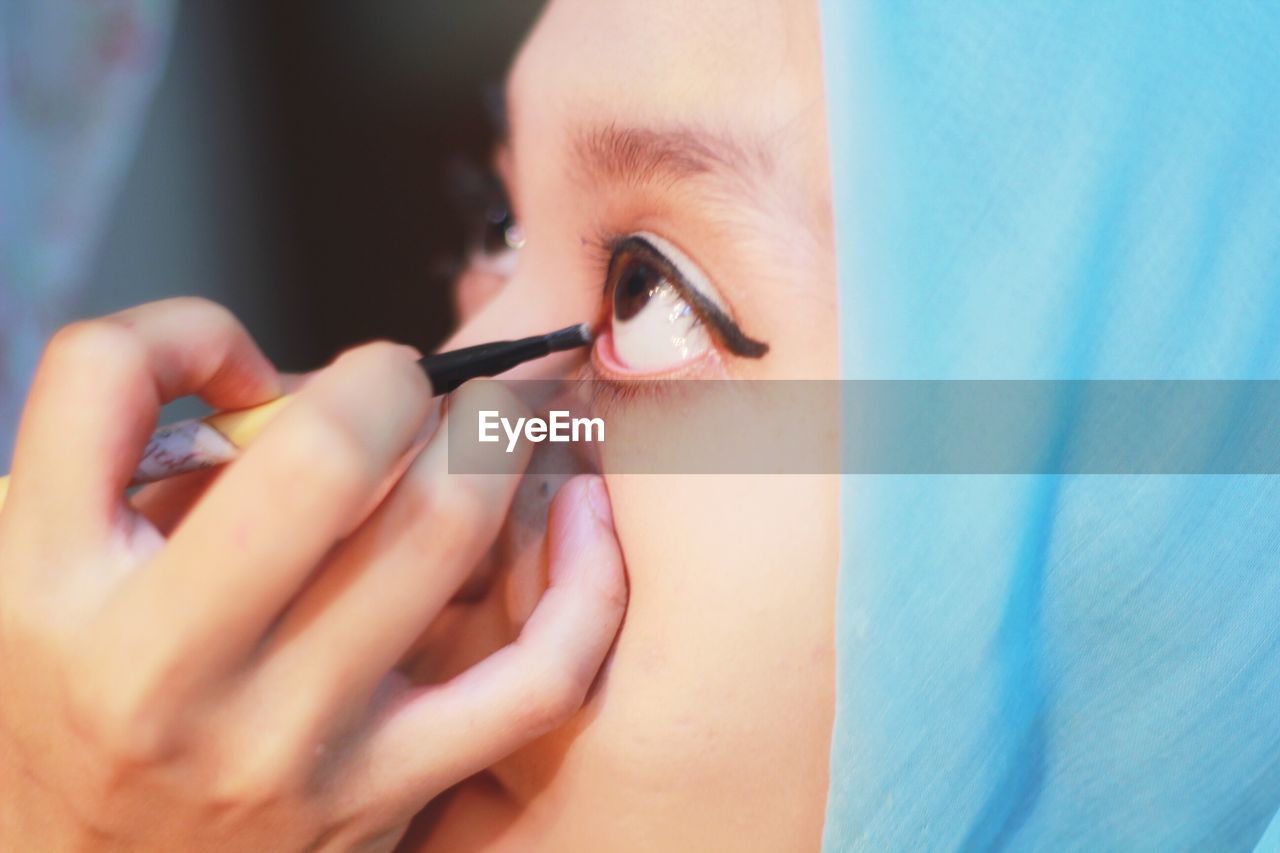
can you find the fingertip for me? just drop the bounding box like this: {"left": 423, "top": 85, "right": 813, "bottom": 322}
{"left": 206, "top": 348, "right": 282, "bottom": 410}
{"left": 310, "top": 341, "right": 434, "bottom": 437}
{"left": 546, "top": 474, "right": 627, "bottom": 604}
{"left": 9, "top": 300, "right": 286, "bottom": 539}
{"left": 109, "top": 298, "right": 283, "bottom": 410}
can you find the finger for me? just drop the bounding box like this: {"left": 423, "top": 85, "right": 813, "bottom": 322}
{"left": 8, "top": 297, "right": 279, "bottom": 541}
{"left": 346, "top": 474, "right": 626, "bottom": 817}
{"left": 279, "top": 371, "right": 312, "bottom": 393}
{"left": 255, "top": 381, "right": 531, "bottom": 735}
{"left": 103, "top": 342, "right": 433, "bottom": 683}
{"left": 130, "top": 466, "right": 225, "bottom": 536}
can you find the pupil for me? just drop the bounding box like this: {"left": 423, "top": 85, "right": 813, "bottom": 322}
{"left": 614, "top": 260, "right": 660, "bottom": 322}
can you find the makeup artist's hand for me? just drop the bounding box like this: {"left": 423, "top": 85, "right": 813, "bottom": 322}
{"left": 0, "top": 298, "right": 627, "bottom": 851}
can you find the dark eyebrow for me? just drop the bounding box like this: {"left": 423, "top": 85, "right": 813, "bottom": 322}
{"left": 570, "top": 122, "right": 770, "bottom": 191}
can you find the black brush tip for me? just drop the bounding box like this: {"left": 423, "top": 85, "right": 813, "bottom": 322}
{"left": 545, "top": 322, "right": 594, "bottom": 352}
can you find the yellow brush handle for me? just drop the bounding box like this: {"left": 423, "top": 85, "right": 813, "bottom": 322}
{"left": 0, "top": 394, "right": 295, "bottom": 514}
{"left": 201, "top": 395, "right": 293, "bottom": 448}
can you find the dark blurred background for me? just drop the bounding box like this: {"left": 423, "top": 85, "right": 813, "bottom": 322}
{"left": 82, "top": 1, "right": 544, "bottom": 370}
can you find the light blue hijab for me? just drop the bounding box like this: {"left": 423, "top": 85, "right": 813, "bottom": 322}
{"left": 821, "top": 3, "right": 1280, "bottom": 850}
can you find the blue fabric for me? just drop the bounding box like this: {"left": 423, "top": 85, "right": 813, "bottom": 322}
{"left": 821, "top": 3, "right": 1280, "bottom": 850}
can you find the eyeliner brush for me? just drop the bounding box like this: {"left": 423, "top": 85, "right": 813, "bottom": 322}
{"left": 0, "top": 323, "right": 595, "bottom": 509}
{"left": 424, "top": 323, "right": 593, "bottom": 393}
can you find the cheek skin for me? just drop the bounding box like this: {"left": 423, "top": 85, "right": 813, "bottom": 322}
{"left": 490, "top": 473, "right": 838, "bottom": 851}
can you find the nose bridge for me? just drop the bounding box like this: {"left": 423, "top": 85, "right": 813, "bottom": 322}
{"left": 440, "top": 264, "right": 597, "bottom": 382}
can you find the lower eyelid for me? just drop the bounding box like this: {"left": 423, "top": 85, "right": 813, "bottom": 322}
{"left": 573, "top": 360, "right": 708, "bottom": 418}
{"left": 589, "top": 326, "right": 723, "bottom": 382}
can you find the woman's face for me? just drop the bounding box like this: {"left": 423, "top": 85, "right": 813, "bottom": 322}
{"left": 412, "top": 0, "right": 838, "bottom": 849}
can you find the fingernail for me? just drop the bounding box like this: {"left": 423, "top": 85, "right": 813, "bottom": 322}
{"left": 585, "top": 476, "right": 613, "bottom": 527}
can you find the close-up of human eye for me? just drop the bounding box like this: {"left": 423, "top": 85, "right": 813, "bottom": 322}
{"left": 596, "top": 231, "right": 768, "bottom": 375}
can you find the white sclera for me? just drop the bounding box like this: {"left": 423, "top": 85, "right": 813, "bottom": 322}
{"left": 612, "top": 282, "right": 711, "bottom": 371}
{"left": 610, "top": 232, "right": 726, "bottom": 373}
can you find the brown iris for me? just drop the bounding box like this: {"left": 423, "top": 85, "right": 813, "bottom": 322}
{"left": 610, "top": 248, "right": 668, "bottom": 323}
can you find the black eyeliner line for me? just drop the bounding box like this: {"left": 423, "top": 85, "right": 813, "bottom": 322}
{"left": 616, "top": 235, "right": 770, "bottom": 358}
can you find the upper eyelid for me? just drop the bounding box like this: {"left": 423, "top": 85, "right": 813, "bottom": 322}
{"left": 628, "top": 231, "right": 728, "bottom": 311}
